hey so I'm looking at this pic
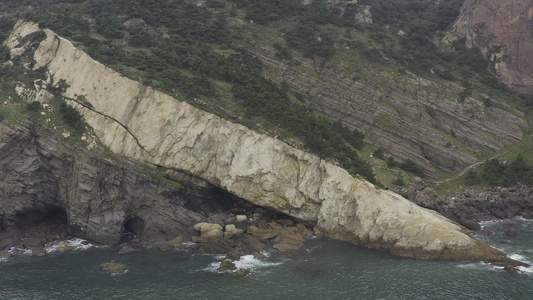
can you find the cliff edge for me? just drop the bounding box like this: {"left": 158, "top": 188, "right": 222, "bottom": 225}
{"left": 452, "top": 0, "right": 533, "bottom": 93}
{"left": 2, "top": 21, "right": 522, "bottom": 264}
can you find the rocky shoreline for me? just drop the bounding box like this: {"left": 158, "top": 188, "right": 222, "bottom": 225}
{"left": 0, "top": 199, "right": 313, "bottom": 270}
{"left": 401, "top": 177, "right": 533, "bottom": 231}
{"left": 2, "top": 173, "right": 531, "bottom": 275}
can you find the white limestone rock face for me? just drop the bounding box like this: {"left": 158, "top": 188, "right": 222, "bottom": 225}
{"left": 5, "top": 22, "right": 518, "bottom": 263}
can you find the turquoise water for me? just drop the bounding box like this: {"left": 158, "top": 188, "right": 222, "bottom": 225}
{"left": 1, "top": 218, "right": 533, "bottom": 300}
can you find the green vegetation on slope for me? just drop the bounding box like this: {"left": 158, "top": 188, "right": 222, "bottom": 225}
{"left": 1, "top": 0, "right": 532, "bottom": 189}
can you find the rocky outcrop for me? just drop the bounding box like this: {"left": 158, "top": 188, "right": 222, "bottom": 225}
{"left": 101, "top": 262, "right": 128, "bottom": 275}
{"left": 400, "top": 179, "right": 533, "bottom": 227}
{"left": 451, "top": 0, "right": 533, "bottom": 93}
{"left": 1, "top": 22, "right": 525, "bottom": 265}
{"left": 434, "top": 186, "right": 533, "bottom": 224}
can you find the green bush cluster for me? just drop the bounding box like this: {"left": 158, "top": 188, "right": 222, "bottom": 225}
{"left": 399, "top": 159, "right": 424, "bottom": 177}
{"left": 465, "top": 155, "right": 533, "bottom": 187}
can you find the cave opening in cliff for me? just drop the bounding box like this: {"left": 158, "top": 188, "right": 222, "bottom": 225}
{"left": 122, "top": 216, "right": 145, "bottom": 241}
{"left": 9, "top": 205, "right": 69, "bottom": 240}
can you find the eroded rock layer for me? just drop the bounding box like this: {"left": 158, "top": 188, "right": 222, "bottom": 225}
{"left": 1, "top": 22, "right": 522, "bottom": 264}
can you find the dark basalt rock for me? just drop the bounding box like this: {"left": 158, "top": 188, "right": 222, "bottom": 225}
{"left": 0, "top": 121, "right": 268, "bottom": 249}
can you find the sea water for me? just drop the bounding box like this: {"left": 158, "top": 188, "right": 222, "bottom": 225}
{"left": 1, "top": 218, "right": 533, "bottom": 300}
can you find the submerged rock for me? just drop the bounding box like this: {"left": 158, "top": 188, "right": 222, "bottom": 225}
{"left": 101, "top": 262, "right": 128, "bottom": 275}
{"left": 233, "top": 268, "right": 250, "bottom": 278}
{"left": 30, "top": 246, "right": 47, "bottom": 257}
{"left": 504, "top": 265, "right": 519, "bottom": 274}
{"left": 55, "top": 242, "right": 76, "bottom": 252}
{"left": 218, "top": 260, "right": 237, "bottom": 272}
{"left": 505, "top": 228, "right": 518, "bottom": 237}
{"left": 158, "top": 243, "right": 174, "bottom": 252}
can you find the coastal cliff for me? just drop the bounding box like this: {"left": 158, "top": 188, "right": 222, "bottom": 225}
{"left": 0, "top": 22, "right": 522, "bottom": 264}
{"left": 452, "top": 0, "right": 533, "bottom": 93}
{"left": 0, "top": 121, "right": 234, "bottom": 246}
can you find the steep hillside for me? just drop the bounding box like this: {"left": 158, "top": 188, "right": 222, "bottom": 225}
{"left": 1, "top": 0, "right": 531, "bottom": 183}
{"left": 1, "top": 1, "right": 533, "bottom": 181}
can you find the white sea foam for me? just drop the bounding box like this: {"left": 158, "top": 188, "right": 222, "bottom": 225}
{"left": 479, "top": 216, "right": 533, "bottom": 228}
{"left": 234, "top": 254, "right": 283, "bottom": 271}
{"left": 46, "top": 238, "right": 98, "bottom": 253}
{"left": 458, "top": 261, "right": 501, "bottom": 272}
{"left": 205, "top": 252, "right": 283, "bottom": 274}
{"left": 8, "top": 246, "right": 32, "bottom": 255}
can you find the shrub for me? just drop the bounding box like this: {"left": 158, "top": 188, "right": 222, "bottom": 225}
{"left": 26, "top": 101, "right": 41, "bottom": 112}
{"left": 373, "top": 148, "right": 384, "bottom": 159}
{"left": 59, "top": 101, "right": 84, "bottom": 134}
{"left": 392, "top": 175, "right": 405, "bottom": 186}
{"left": 387, "top": 156, "right": 398, "bottom": 168}
{"left": 399, "top": 159, "right": 424, "bottom": 177}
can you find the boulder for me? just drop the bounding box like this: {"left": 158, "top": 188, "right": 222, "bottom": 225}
{"left": 296, "top": 223, "right": 312, "bottom": 236}
{"left": 31, "top": 246, "right": 46, "bottom": 257}
{"left": 55, "top": 242, "right": 76, "bottom": 251}
{"left": 275, "top": 232, "right": 305, "bottom": 245}
{"left": 0, "top": 251, "right": 12, "bottom": 261}
{"left": 236, "top": 215, "right": 248, "bottom": 222}
{"left": 233, "top": 268, "right": 250, "bottom": 278}
{"left": 505, "top": 206, "right": 521, "bottom": 218}
{"left": 101, "top": 262, "right": 128, "bottom": 275}
{"left": 203, "top": 228, "right": 224, "bottom": 240}
{"left": 194, "top": 222, "right": 223, "bottom": 234}
{"left": 224, "top": 224, "right": 244, "bottom": 239}
{"left": 218, "top": 260, "right": 237, "bottom": 272}
{"left": 168, "top": 235, "right": 183, "bottom": 246}
{"left": 460, "top": 219, "right": 481, "bottom": 231}
{"left": 504, "top": 265, "right": 519, "bottom": 274}
{"left": 250, "top": 228, "right": 280, "bottom": 240}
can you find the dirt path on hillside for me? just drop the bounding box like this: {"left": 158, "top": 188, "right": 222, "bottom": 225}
{"left": 431, "top": 149, "right": 513, "bottom": 184}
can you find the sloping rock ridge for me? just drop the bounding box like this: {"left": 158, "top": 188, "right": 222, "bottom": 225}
{"left": 452, "top": 0, "right": 533, "bottom": 93}
{"left": 1, "top": 22, "right": 521, "bottom": 263}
